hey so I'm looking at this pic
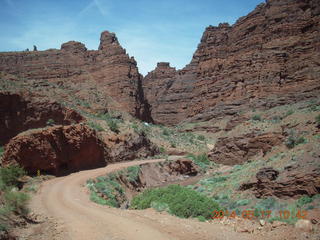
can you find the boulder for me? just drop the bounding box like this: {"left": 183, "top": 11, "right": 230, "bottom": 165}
{"left": 2, "top": 124, "right": 107, "bottom": 175}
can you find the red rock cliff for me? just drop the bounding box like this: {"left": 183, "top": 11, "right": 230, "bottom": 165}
{"left": 143, "top": 0, "right": 320, "bottom": 125}
{"left": 0, "top": 31, "right": 150, "bottom": 120}
{"left": 0, "top": 92, "right": 84, "bottom": 145}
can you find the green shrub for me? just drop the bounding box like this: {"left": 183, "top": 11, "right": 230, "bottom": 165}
{"left": 316, "top": 114, "right": 320, "bottom": 126}
{"left": 0, "top": 165, "right": 26, "bottom": 190}
{"left": 4, "top": 191, "right": 30, "bottom": 216}
{"left": 204, "top": 176, "right": 228, "bottom": 184}
{"left": 285, "top": 131, "right": 307, "bottom": 149}
{"left": 309, "top": 104, "right": 320, "bottom": 112}
{"left": 107, "top": 119, "right": 119, "bottom": 133}
{"left": 255, "top": 197, "right": 277, "bottom": 210}
{"left": 284, "top": 109, "right": 294, "bottom": 117}
{"left": 197, "top": 216, "right": 206, "bottom": 222}
{"left": 162, "top": 129, "right": 170, "bottom": 136}
{"left": 170, "top": 141, "right": 177, "bottom": 148}
{"left": 131, "top": 184, "right": 221, "bottom": 219}
{"left": 268, "top": 204, "right": 299, "bottom": 225}
{"left": 187, "top": 153, "right": 210, "bottom": 170}
{"left": 297, "top": 196, "right": 313, "bottom": 207}
{"left": 235, "top": 199, "right": 251, "bottom": 207}
{"left": 0, "top": 146, "right": 4, "bottom": 157}
{"left": 123, "top": 166, "right": 140, "bottom": 183}
{"left": 159, "top": 147, "right": 166, "bottom": 154}
{"left": 0, "top": 205, "right": 12, "bottom": 231}
{"left": 90, "top": 191, "right": 109, "bottom": 206}
{"left": 150, "top": 201, "right": 170, "bottom": 212}
{"left": 197, "top": 135, "right": 206, "bottom": 141}
{"left": 0, "top": 223, "right": 8, "bottom": 231}
{"left": 87, "top": 172, "right": 125, "bottom": 208}
{"left": 88, "top": 121, "right": 104, "bottom": 132}
{"left": 46, "top": 118, "right": 55, "bottom": 126}
{"left": 252, "top": 114, "right": 262, "bottom": 121}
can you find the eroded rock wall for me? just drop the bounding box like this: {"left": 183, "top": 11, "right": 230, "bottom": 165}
{"left": 143, "top": 0, "right": 320, "bottom": 125}
{"left": 0, "top": 31, "right": 150, "bottom": 120}
{"left": 0, "top": 92, "right": 83, "bottom": 145}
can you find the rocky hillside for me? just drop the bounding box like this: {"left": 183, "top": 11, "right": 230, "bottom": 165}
{"left": 0, "top": 31, "right": 151, "bottom": 121}
{"left": 143, "top": 0, "right": 320, "bottom": 125}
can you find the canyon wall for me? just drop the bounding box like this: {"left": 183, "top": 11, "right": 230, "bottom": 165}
{"left": 0, "top": 31, "right": 150, "bottom": 121}
{"left": 143, "top": 0, "right": 320, "bottom": 125}
{"left": 1, "top": 0, "right": 319, "bottom": 126}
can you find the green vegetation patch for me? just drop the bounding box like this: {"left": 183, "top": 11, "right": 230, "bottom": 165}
{"left": 87, "top": 166, "right": 141, "bottom": 208}
{"left": 0, "top": 146, "right": 4, "bottom": 158}
{"left": 87, "top": 121, "right": 104, "bottom": 132}
{"left": 316, "top": 114, "right": 320, "bottom": 126}
{"left": 252, "top": 114, "right": 262, "bottom": 121}
{"left": 285, "top": 130, "right": 307, "bottom": 149}
{"left": 118, "top": 166, "right": 141, "bottom": 183}
{"left": 284, "top": 109, "right": 294, "bottom": 118}
{"left": 87, "top": 175, "right": 125, "bottom": 208}
{"left": 129, "top": 122, "right": 208, "bottom": 153}
{"left": 0, "top": 165, "right": 30, "bottom": 231}
{"left": 187, "top": 153, "right": 211, "bottom": 170}
{"left": 0, "top": 165, "right": 26, "bottom": 189}
{"left": 97, "top": 113, "right": 121, "bottom": 133}
{"left": 131, "top": 184, "right": 221, "bottom": 219}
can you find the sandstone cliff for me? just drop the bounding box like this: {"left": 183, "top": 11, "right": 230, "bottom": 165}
{"left": 143, "top": 0, "right": 320, "bottom": 125}
{"left": 0, "top": 31, "right": 150, "bottom": 121}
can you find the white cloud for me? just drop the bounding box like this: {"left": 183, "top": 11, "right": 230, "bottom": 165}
{"left": 78, "top": 0, "right": 109, "bottom": 17}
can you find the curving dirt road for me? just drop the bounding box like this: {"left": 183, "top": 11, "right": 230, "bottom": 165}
{"left": 28, "top": 159, "right": 294, "bottom": 240}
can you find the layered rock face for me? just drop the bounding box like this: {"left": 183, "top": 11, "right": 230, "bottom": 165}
{"left": 143, "top": 0, "right": 320, "bottom": 125}
{"left": 240, "top": 166, "right": 320, "bottom": 198}
{"left": 239, "top": 149, "right": 320, "bottom": 198}
{"left": 0, "top": 31, "right": 150, "bottom": 120}
{"left": 2, "top": 124, "right": 107, "bottom": 175}
{"left": 208, "top": 132, "right": 284, "bottom": 165}
{"left": 100, "top": 132, "right": 159, "bottom": 162}
{"left": 1, "top": 125, "right": 159, "bottom": 176}
{"left": 0, "top": 92, "right": 83, "bottom": 145}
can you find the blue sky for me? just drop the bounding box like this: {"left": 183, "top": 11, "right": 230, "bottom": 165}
{"left": 0, "top": 0, "right": 263, "bottom": 75}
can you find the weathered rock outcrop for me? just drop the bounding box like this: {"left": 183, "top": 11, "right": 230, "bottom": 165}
{"left": 240, "top": 166, "right": 320, "bottom": 198}
{"left": 143, "top": 0, "right": 320, "bottom": 125}
{"left": 0, "top": 31, "right": 150, "bottom": 120}
{"left": 0, "top": 92, "right": 83, "bottom": 145}
{"left": 117, "top": 159, "right": 199, "bottom": 196}
{"left": 164, "top": 158, "right": 198, "bottom": 176}
{"left": 208, "top": 132, "right": 284, "bottom": 165}
{"left": 2, "top": 124, "right": 107, "bottom": 175}
{"left": 100, "top": 132, "right": 159, "bottom": 162}
{"left": 1, "top": 124, "right": 160, "bottom": 175}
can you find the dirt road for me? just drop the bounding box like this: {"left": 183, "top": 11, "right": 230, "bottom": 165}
{"left": 28, "top": 159, "right": 297, "bottom": 240}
